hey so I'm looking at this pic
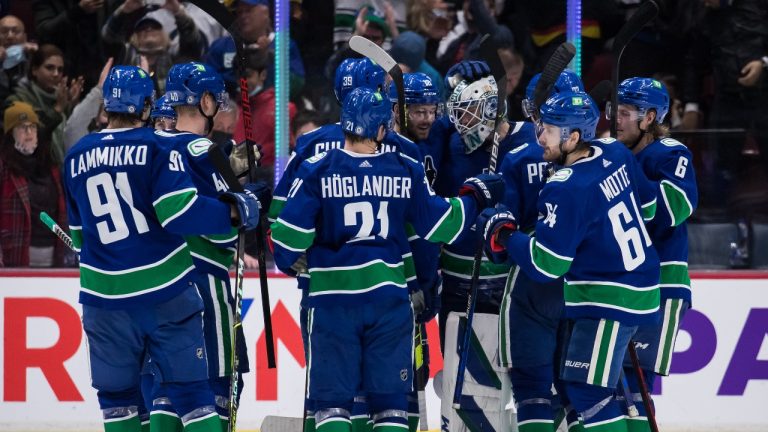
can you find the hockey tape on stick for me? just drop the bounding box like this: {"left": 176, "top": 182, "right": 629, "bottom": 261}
{"left": 610, "top": 0, "right": 659, "bottom": 135}
{"left": 40, "top": 212, "right": 75, "bottom": 252}
{"left": 349, "top": 35, "right": 406, "bottom": 130}
{"left": 628, "top": 341, "right": 659, "bottom": 432}
{"left": 532, "top": 42, "right": 576, "bottom": 111}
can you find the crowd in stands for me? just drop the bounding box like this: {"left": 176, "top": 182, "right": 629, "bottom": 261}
{"left": 0, "top": 0, "right": 766, "bottom": 268}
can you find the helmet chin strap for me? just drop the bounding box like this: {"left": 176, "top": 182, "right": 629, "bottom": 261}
{"left": 198, "top": 103, "right": 220, "bottom": 136}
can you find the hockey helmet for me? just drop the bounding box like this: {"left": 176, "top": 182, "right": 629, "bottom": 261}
{"left": 522, "top": 70, "right": 584, "bottom": 119}
{"left": 447, "top": 75, "right": 498, "bottom": 153}
{"left": 334, "top": 57, "right": 387, "bottom": 105}
{"left": 164, "top": 62, "right": 230, "bottom": 110}
{"left": 103, "top": 66, "right": 154, "bottom": 114}
{"left": 539, "top": 91, "right": 599, "bottom": 142}
{"left": 341, "top": 87, "right": 392, "bottom": 140}
{"left": 151, "top": 94, "right": 177, "bottom": 120}
{"left": 616, "top": 77, "right": 670, "bottom": 123}
{"left": 388, "top": 72, "right": 441, "bottom": 105}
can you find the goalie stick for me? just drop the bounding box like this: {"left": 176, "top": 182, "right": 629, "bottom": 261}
{"left": 40, "top": 212, "right": 75, "bottom": 252}
{"left": 609, "top": 0, "right": 660, "bottom": 136}
{"left": 349, "top": 35, "right": 406, "bottom": 130}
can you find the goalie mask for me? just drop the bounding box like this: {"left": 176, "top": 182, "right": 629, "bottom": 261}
{"left": 447, "top": 75, "right": 498, "bottom": 154}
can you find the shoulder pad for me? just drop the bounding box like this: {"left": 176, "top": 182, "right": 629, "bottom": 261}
{"left": 660, "top": 137, "right": 686, "bottom": 148}
{"left": 547, "top": 168, "right": 573, "bottom": 183}
{"left": 595, "top": 137, "right": 617, "bottom": 145}
{"left": 306, "top": 151, "right": 328, "bottom": 164}
{"left": 510, "top": 143, "right": 529, "bottom": 154}
{"left": 187, "top": 138, "right": 212, "bottom": 157}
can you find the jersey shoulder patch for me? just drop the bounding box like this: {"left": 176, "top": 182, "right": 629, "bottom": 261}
{"left": 510, "top": 143, "right": 529, "bottom": 154}
{"left": 547, "top": 167, "right": 573, "bottom": 183}
{"left": 595, "top": 137, "right": 618, "bottom": 145}
{"left": 187, "top": 138, "right": 212, "bottom": 157}
{"left": 660, "top": 137, "right": 686, "bottom": 148}
{"left": 306, "top": 151, "right": 328, "bottom": 164}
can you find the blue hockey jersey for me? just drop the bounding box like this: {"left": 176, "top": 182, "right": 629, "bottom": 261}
{"left": 505, "top": 141, "right": 661, "bottom": 325}
{"left": 434, "top": 121, "right": 537, "bottom": 288}
{"left": 270, "top": 149, "right": 478, "bottom": 307}
{"left": 63, "top": 128, "right": 234, "bottom": 309}
{"left": 635, "top": 137, "right": 698, "bottom": 302}
{"left": 158, "top": 130, "right": 238, "bottom": 282}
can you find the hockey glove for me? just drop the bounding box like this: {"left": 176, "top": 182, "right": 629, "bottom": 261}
{"left": 415, "top": 276, "right": 442, "bottom": 324}
{"left": 445, "top": 60, "right": 491, "bottom": 89}
{"left": 477, "top": 208, "right": 517, "bottom": 264}
{"left": 219, "top": 182, "right": 265, "bottom": 231}
{"left": 229, "top": 140, "right": 263, "bottom": 177}
{"left": 459, "top": 173, "right": 504, "bottom": 209}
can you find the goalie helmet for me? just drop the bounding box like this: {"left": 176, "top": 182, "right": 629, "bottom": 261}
{"left": 334, "top": 57, "right": 387, "bottom": 105}
{"left": 539, "top": 91, "right": 599, "bottom": 142}
{"left": 164, "top": 62, "right": 230, "bottom": 110}
{"left": 616, "top": 77, "right": 670, "bottom": 123}
{"left": 103, "top": 66, "right": 154, "bottom": 114}
{"left": 447, "top": 75, "right": 498, "bottom": 153}
{"left": 522, "top": 70, "right": 584, "bottom": 119}
{"left": 341, "top": 87, "right": 392, "bottom": 140}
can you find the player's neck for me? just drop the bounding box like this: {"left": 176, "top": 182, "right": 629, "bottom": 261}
{"left": 175, "top": 117, "right": 206, "bottom": 136}
{"left": 632, "top": 133, "right": 655, "bottom": 154}
{"left": 107, "top": 119, "right": 142, "bottom": 129}
{"left": 564, "top": 147, "right": 591, "bottom": 166}
{"left": 344, "top": 139, "right": 378, "bottom": 154}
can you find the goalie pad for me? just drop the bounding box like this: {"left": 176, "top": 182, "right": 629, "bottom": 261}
{"left": 440, "top": 312, "right": 517, "bottom": 432}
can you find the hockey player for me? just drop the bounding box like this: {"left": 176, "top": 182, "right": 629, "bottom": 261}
{"left": 63, "top": 65, "right": 262, "bottom": 432}
{"left": 614, "top": 77, "right": 698, "bottom": 431}
{"left": 432, "top": 60, "right": 537, "bottom": 432}
{"left": 480, "top": 90, "right": 660, "bottom": 432}
{"left": 271, "top": 86, "right": 504, "bottom": 432}
{"left": 151, "top": 94, "right": 177, "bottom": 131}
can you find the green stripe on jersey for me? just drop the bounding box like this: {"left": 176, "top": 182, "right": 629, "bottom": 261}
{"left": 70, "top": 227, "right": 83, "bottom": 250}
{"left": 660, "top": 262, "right": 690, "bottom": 289}
{"left": 202, "top": 228, "right": 238, "bottom": 244}
{"left": 268, "top": 196, "right": 286, "bottom": 222}
{"left": 79, "top": 243, "right": 195, "bottom": 298}
{"left": 564, "top": 281, "right": 659, "bottom": 315}
{"left": 186, "top": 235, "right": 234, "bottom": 272}
{"left": 440, "top": 250, "right": 510, "bottom": 279}
{"left": 403, "top": 253, "right": 416, "bottom": 281}
{"left": 641, "top": 198, "right": 657, "bottom": 221}
{"left": 660, "top": 180, "right": 693, "bottom": 226}
{"left": 271, "top": 218, "right": 316, "bottom": 251}
{"left": 531, "top": 239, "right": 572, "bottom": 279}
{"left": 153, "top": 188, "right": 197, "bottom": 227}
{"left": 308, "top": 259, "right": 407, "bottom": 296}
{"left": 423, "top": 197, "right": 466, "bottom": 244}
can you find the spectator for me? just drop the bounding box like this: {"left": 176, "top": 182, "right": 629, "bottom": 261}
{"left": 333, "top": 0, "right": 406, "bottom": 49}
{"left": 0, "top": 101, "right": 70, "bottom": 268}
{"left": 406, "top": 0, "right": 455, "bottom": 69}
{"left": 389, "top": 30, "right": 446, "bottom": 99}
{"left": 292, "top": 109, "right": 324, "bottom": 143}
{"left": 232, "top": 49, "right": 297, "bottom": 184}
{"left": 6, "top": 44, "right": 84, "bottom": 164}
{"left": 0, "top": 15, "right": 38, "bottom": 103}
{"left": 31, "top": 0, "right": 106, "bottom": 90}
{"left": 101, "top": 0, "right": 204, "bottom": 93}
{"left": 62, "top": 57, "right": 113, "bottom": 152}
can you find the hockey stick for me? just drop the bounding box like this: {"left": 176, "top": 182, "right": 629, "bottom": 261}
{"left": 349, "top": 35, "right": 406, "bottom": 130}
{"left": 452, "top": 33, "right": 506, "bottom": 409}
{"left": 414, "top": 322, "right": 429, "bottom": 430}
{"left": 40, "top": 212, "right": 75, "bottom": 252}
{"left": 609, "top": 0, "right": 659, "bottom": 136}
{"left": 532, "top": 42, "right": 577, "bottom": 112}
{"left": 628, "top": 342, "right": 659, "bottom": 432}
{"left": 619, "top": 370, "right": 640, "bottom": 418}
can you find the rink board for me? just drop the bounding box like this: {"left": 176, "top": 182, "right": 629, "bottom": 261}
{"left": 0, "top": 270, "right": 767, "bottom": 431}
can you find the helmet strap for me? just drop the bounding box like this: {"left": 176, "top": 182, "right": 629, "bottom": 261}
{"left": 198, "top": 102, "right": 220, "bottom": 136}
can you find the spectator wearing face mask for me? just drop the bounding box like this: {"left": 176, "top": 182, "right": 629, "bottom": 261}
{"left": 0, "top": 101, "right": 71, "bottom": 268}
{"left": 0, "top": 15, "right": 39, "bottom": 103}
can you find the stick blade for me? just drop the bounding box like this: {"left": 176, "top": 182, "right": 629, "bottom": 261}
{"left": 533, "top": 42, "right": 576, "bottom": 109}
{"left": 260, "top": 416, "right": 304, "bottom": 432}
{"left": 589, "top": 80, "right": 613, "bottom": 109}
{"left": 349, "top": 36, "right": 397, "bottom": 72}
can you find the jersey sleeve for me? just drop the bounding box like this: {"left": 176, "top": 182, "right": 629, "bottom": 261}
{"left": 506, "top": 181, "right": 585, "bottom": 282}
{"left": 62, "top": 172, "right": 83, "bottom": 252}
{"left": 270, "top": 161, "right": 320, "bottom": 274}
{"left": 150, "top": 143, "right": 233, "bottom": 236}
{"left": 655, "top": 147, "right": 698, "bottom": 227}
{"left": 636, "top": 168, "right": 658, "bottom": 222}
{"left": 406, "top": 160, "right": 477, "bottom": 244}
{"left": 269, "top": 149, "right": 302, "bottom": 223}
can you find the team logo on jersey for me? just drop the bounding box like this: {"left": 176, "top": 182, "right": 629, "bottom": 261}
{"left": 543, "top": 203, "right": 558, "bottom": 228}
{"left": 359, "top": 160, "right": 373, "bottom": 168}
{"left": 660, "top": 138, "right": 685, "bottom": 148}
{"left": 307, "top": 152, "right": 328, "bottom": 164}
{"left": 596, "top": 137, "right": 617, "bottom": 145}
{"left": 187, "top": 138, "right": 212, "bottom": 157}
{"left": 547, "top": 168, "right": 573, "bottom": 183}
{"left": 510, "top": 143, "right": 529, "bottom": 154}
{"left": 400, "top": 369, "right": 408, "bottom": 381}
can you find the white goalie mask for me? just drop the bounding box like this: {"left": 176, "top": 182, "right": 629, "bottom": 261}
{"left": 447, "top": 75, "right": 498, "bottom": 153}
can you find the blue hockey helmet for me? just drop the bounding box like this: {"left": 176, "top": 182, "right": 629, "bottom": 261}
{"left": 150, "top": 94, "right": 177, "bottom": 120}
{"left": 616, "top": 77, "right": 670, "bottom": 123}
{"left": 539, "top": 91, "right": 599, "bottom": 142}
{"left": 334, "top": 57, "right": 387, "bottom": 104}
{"left": 341, "top": 87, "right": 392, "bottom": 140}
{"left": 164, "top": 62, "right": 230, "bottom": 110}
{"left": 103, "top": 66, "right": 154, "bottom": 114}
{"left": 388, "top": 72, "right": 441, "bottom": 105}
{"left": 523, "top": 70, "right": 584, "bottom": 119}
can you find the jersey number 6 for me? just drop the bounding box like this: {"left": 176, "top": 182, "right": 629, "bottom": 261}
{"left": 607, "top": 194, "right": 652, "bottom": 271}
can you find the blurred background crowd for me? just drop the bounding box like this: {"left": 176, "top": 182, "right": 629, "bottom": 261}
{"left": 0, "top": 0, "right": 766, "bottom": 269}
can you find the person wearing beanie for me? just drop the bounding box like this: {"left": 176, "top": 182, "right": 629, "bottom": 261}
{"left": 0, "top": 101, "right": 71, "bottom": 268}
{"left": 389, "top": 31, "right": 446, "bottom": 99}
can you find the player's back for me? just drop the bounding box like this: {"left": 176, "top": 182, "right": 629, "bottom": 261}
{"left": 538, "top": 142, "right": 660, "bottom": 324}
{"left": 64, "top": 128, "right": 200, "bottom": 308}
{"left": 499, "top": 140, "right": 549, "bottom": 232}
